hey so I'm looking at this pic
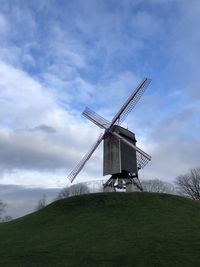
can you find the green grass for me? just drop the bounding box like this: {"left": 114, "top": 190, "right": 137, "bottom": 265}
{"left": 0, "top": 192, "right": 200, "bottom": 266}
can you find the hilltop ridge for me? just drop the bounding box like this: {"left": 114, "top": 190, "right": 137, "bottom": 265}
{"left": 0, "top": 192, "right": 200, "bottom": 267}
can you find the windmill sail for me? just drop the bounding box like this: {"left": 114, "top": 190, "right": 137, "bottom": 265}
{"left": 118, "top": 78, "right": 151, "bottom": 125}
{"left": 110, "top": 78, "right": 151, "bottom": 127}
{"left": 136, "top": 152, "right": 150, "bottom": 169}
{"left": 68, "top": 133, "right": 104, "bottom": 183}
{"left": 82, "top": 107, "right": 111, "bottom": 129}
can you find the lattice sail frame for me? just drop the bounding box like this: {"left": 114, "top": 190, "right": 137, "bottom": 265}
{"left": 68, "top": 133, "right": 104, "bottom": 183}
{"left": 82, "top": 107, "right": 111, "bottom": 129}
{"left": 117, "top": 79, "right": 151, "bottom": 125}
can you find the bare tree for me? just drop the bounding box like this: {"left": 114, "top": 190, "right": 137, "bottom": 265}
{"left": 0, "top": 200, "right": 6, "bottom": 221}
{"left": 35, "top": 194, "right": 47, "bottom": 211}
{"left": 2, "top": 216, "right": 12, "bottom": 222}
{"left": 142, "top": 179, "right": 175, "bottom": 194}
{"left": 69, "top": 183, "right": 90, "bottom": 196}
{"left": 57, "top": 183, "right": 90, "bottom": 199}
{"left": 0, "top": 200, "right": 12, "bottom": 222}
{"left": 56, "top": 187, "right": 70, "bottom": 200}
{"left": 175, "top": 168, "right": 200, "bottom": 200}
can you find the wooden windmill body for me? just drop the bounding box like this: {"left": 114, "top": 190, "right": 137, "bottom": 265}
{"left": 68, "top": 78, "right": 152, "bottom": 191}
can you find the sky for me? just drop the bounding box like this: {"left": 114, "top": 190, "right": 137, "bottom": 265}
{"left": 0, "top": 0, "right": 200, "bottom": 216}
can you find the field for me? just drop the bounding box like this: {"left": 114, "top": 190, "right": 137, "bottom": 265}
{"left": 0, "top": 192, "right": 200, "bottom": 266}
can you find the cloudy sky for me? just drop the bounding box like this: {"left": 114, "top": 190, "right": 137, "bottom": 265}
{"left": 0, "top": 0, "right": 200, "bottom": 214}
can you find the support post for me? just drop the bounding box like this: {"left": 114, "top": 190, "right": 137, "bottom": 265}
{"left": 103, "top": 171, "right": 143, "bottom": 192}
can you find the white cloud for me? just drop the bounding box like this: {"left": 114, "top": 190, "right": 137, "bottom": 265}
{"left": 0, "top": 61, "right": 56, "bottom": 128}
{"left": 0, "top": 60, "right": 104, "bottom": 186}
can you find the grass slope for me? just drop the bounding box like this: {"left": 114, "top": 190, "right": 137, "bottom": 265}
{"left": 0, "top": 192, "right": 200, "bottom": 267}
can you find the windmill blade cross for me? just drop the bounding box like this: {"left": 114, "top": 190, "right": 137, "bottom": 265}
{"left": 110, "top": 78, "right": 151, "bottom": 127}
{"left": 67, "top": 133, "right": 104, "bottom": 183}
{"left": 82, "top": 107, "right": 111, "bottom": 129}
{"left": 67, "top": 77, "right": 152, "bottom": 185}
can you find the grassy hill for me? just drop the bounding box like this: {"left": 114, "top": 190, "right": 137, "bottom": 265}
{"left": 0, "top": 192, "right": 200, "bottom": 267}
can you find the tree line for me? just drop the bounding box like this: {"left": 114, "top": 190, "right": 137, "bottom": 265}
{"left": 35, "top": 167, "right": 200, "bottom": 211}
{"left": 0, "top": 200, "right": 12, "bottom": 222}
{"left": 141, "top": 167, "right": 200, "bottom": 201}
{"left": 1, "top": 167, "right": 200, "bottom": 217}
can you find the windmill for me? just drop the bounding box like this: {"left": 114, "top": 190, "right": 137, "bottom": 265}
{"left": 67, "top": 78, "right": 152, "bottom": 192}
